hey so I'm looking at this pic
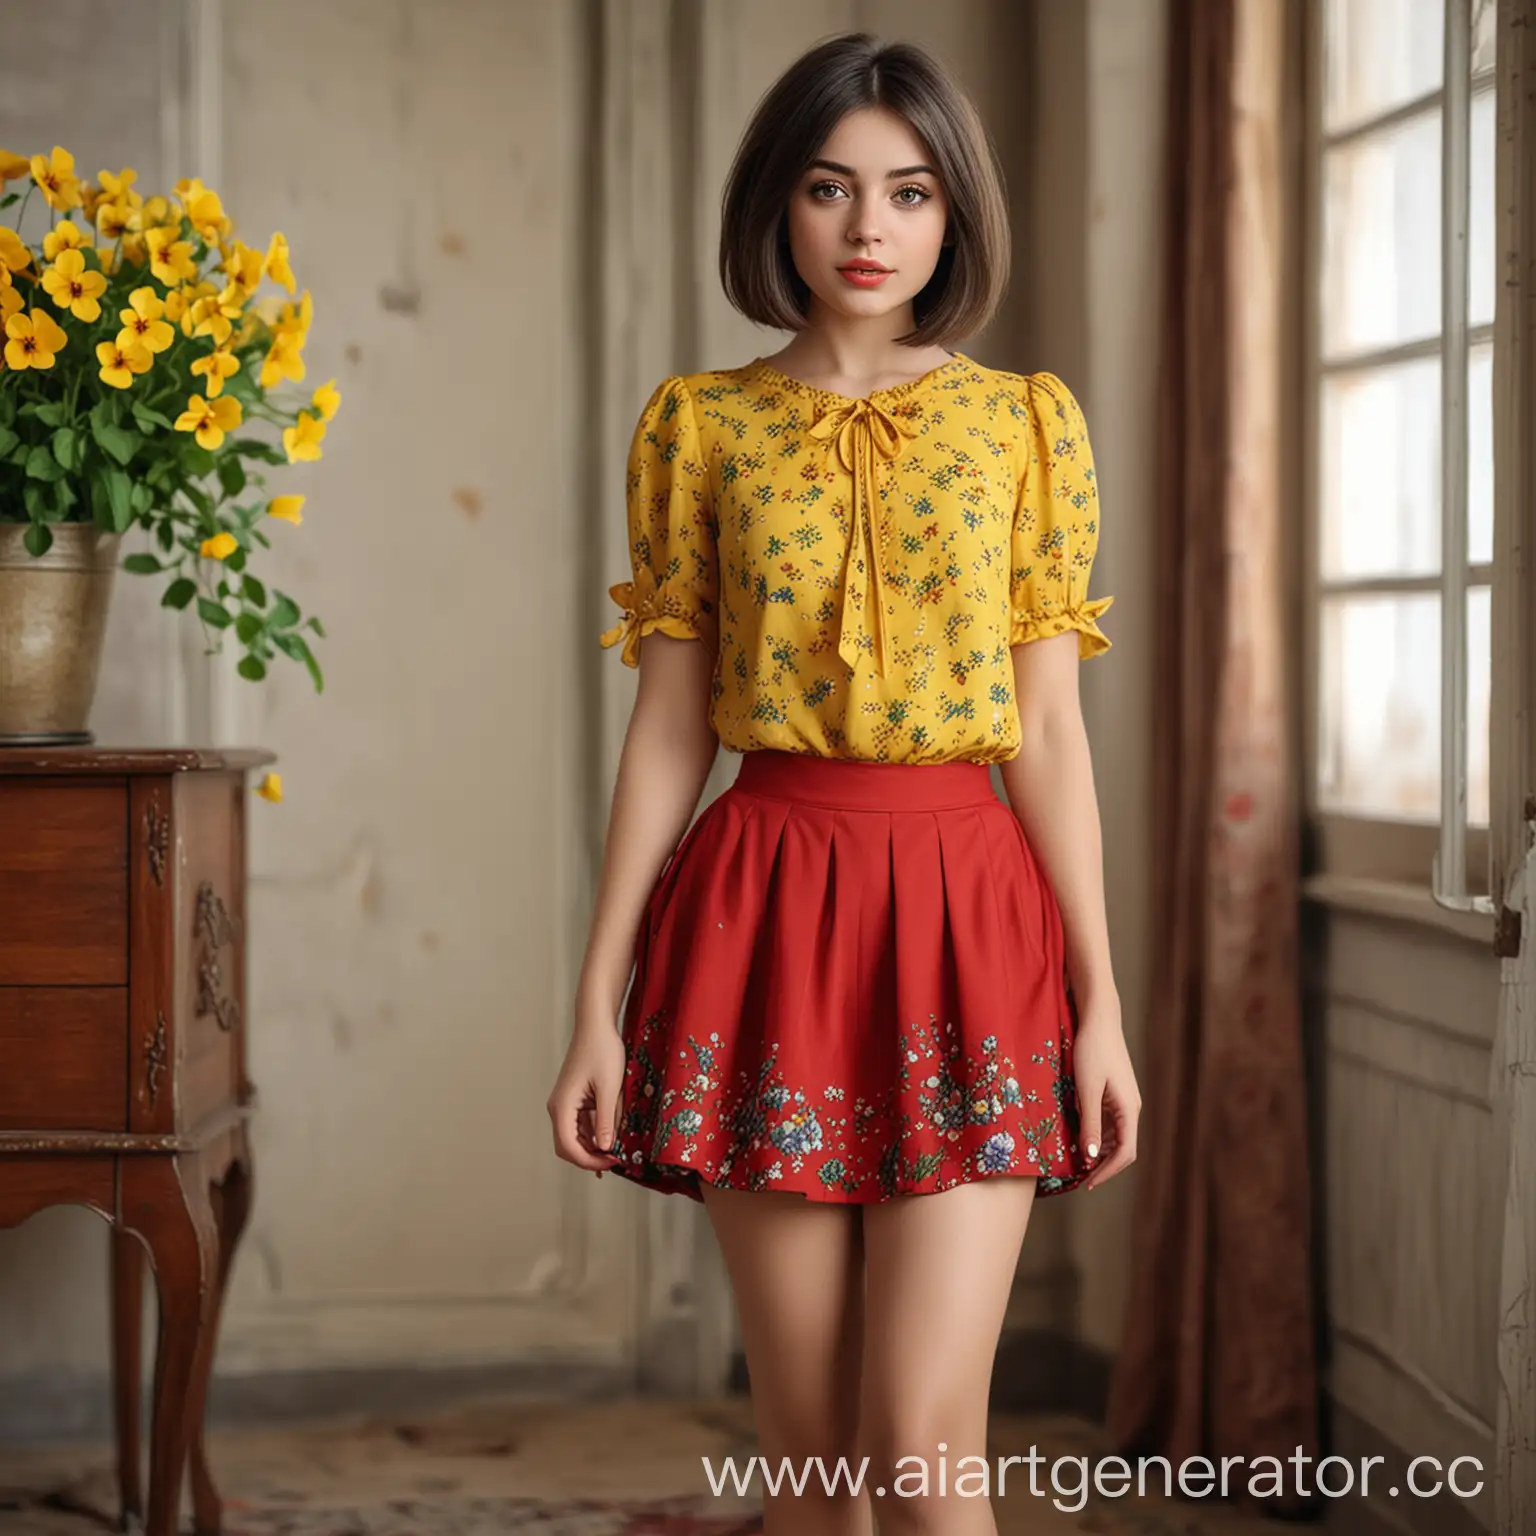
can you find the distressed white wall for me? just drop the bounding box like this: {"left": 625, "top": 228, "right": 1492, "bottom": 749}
{"left": 0, "top": 0, "right": 1163, "bottom": 1420}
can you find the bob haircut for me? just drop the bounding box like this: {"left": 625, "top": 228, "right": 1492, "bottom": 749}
{"left": 718, "top": 32, "right": 1011, "bottom": 350}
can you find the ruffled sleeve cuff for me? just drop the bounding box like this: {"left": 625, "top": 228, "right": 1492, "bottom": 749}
{"left": 599, "top": 571, "right": 711, "bottom": 668}
{"left": 1009, "top": 594, "right": 1114, "bottom": 659}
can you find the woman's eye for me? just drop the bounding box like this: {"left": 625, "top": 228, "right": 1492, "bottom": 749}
{"left": 809, "top": 180, "right": 932, "bottom": 207}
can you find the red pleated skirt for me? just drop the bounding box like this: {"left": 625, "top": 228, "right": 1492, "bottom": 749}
{"left": 609, "top": 749, "right": 1091, "bottom": 1204}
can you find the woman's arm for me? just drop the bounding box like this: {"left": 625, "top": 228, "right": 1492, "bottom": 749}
{"left": 577, "top": 634, "right": 718, "bottom": 1025}
{"left": 998, "top": 632, "right": 1117, "bottom": 1013}
{"left": 549, "top": 633, "right": 717, "bottom": 1174}
{"left": 998, "top": 631, "right": 1139, "bottom": 1190}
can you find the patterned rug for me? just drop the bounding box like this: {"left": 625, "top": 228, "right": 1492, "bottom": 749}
{"left": 220, "top": 1494, "right": 762, "bottom": 1535}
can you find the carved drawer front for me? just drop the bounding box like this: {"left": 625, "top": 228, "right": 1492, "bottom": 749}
{"left": 175, "top": 774, "right": 247, "bottom": 1131}
{"left": 0, "top": 781, "right": 127, "bottom": 986}
{"left": 0, "top": 988, "right": 129, "bottom": 1131}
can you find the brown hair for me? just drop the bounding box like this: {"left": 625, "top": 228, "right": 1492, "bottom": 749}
{"left": 718, "top": 32, "right": 1011, "bottom": 349}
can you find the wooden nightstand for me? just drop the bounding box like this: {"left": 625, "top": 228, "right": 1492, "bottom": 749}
{"left": 0, "top": 747, "right": 272, "bottom": 1536}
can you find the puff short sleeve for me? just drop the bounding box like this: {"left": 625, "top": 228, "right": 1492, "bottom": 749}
{"left": 599, "top": 374, "right": 719, "bottom": 667}
{"left": 1009, "top": 371, "right": 1113, "bottom": 658}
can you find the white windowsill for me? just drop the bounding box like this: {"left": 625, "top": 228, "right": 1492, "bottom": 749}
{"left": 1300, "top": 872, "right": 1497, "bottom": 947}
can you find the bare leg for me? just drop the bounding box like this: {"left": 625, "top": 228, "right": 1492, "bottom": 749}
{"left": 859, "top": 1176, "right": 1038, "bottom": 1535}
{"left": 699, "top": 1184, "right": 874, "bottom": 1536}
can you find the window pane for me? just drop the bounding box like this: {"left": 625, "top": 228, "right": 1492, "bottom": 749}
{"left": 1325, "top": 0, "right": 1443, "bottom": 131}
{"left": 1469, "top": 341, "right": 1492, "bottom": 564}
{"left": 1318, "top": 593, "right": 1439, "bottom": 819}
{"left": 1321, "top": 359, "right": 1439, "bottom": 579}
{"left": 1472, "top": 0, "right": 1495, "bottom": 73}
{"left": 1323, "top": 111, "right": 1440, "bottom": 356}
{"left": 1470, "top": 86, "right": 1495, "bottom": 327}
{"left": 1319, "top": 590, "right": 1490, "bottom": 827}
{"left": 1320, "top": 346, "right": 1491, "bottom": 578}
{"left": 1469, "top": 584, "right": 1490, "bottom": 827}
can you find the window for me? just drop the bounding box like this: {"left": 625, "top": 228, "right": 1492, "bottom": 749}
{"left": 1305, "top": 0, "right": 1497, "bottom": 909}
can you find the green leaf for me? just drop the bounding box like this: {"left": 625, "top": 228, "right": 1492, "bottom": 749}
{"left": 227, "top": 437, "right": 285, "bottom": 465}
{"left": 217, "top": 455, "right": 246, "bottom": 497}
{"left": 34, "top": 402, "right": 66, "bottom": 429}
{"left": 91, "top": 418, "right": 139, "bottom": 468}
{"left": 0, "top": 426, "right": 18, "bottom": 459}
{"left": 273, "top": 630, "right": 324, "bottom": 694}
{"left": 304, "top": 616, "right": 326, "bottom": 639}
{"left": 161, "top": 577, "right": 196, "bottom": 610}
{"left": 181, "top": 442, "right": 216, "bottom": 478}
{"left": 103, "top": 468, "right": 134, "bottom": 532}
{"left": 235, "top": 613, "right": 263, "bottom": 643}
{"left": 130, "top": 481, "right": 154, "bottom": 514}
{"left": 0, "top": 191, "right": 19, "bottom": 208}
{"left": 197, "top": 596, "right": 232, "bottom": 629}
{"left": 236, "top": 655, "right": 267, "bottom": 682}
{"left": 51, "top": 426, "right": 81, "bottom": 472}
{"left": 53, "top": 480, "right": 77, "bottom": 517}
{"left": 241, "top": 574, "right": 267, "bottom": 607}
{"left": 155, "top": 519, "right": 175, "bottom": 552}
{"left": 123, "top": 553, "right": 163, "bottom": 574}
{"left": 23, "top": 482, "right": 47, "bottom": 520}
{"left": 131, "top": 404, "right": 175, "bottom": 432}
{"left": 24, "top": 444, "right": 64, "bottom": 483}
{"left": 23, "top": 522, "right": 52, "bottom": 557}
{"left": 269, "top": 593, "right": 300, "bottom": 630}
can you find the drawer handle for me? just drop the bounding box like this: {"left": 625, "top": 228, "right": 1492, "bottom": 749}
{"left": 195, "top": 881, "right": 242, "bottom": 1034}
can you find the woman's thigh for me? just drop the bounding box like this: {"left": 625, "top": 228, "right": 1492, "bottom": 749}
{"left": 858, "top": 1176, "right": 1038, "bottom": 1484}
{"left": 699, "top": 1183, "right": 865, "bottom": 1460}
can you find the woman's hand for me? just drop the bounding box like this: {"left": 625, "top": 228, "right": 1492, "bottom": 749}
{"left": 547, "top": 1014, "right": 628, "bottom": 1176}
{"left": 1071, "top": 996, "right": 1140, "bottom": 1191}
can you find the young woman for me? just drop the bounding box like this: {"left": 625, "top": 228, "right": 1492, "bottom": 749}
{"left": 549, "top": 30, "right": 1140, "bottom": 1536}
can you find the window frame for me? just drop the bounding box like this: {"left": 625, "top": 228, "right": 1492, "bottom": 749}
{"left": 1299, "top": 0, "right": 1500, "bottom": 924}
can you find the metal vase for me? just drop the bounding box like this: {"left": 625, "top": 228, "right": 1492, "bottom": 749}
{"left": 0, "top": 523, "right": 121, "bottom": 746}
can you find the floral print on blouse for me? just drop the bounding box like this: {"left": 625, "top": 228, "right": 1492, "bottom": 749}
{"left": 599, "top": 352, "right": 1113, "bottom": 764}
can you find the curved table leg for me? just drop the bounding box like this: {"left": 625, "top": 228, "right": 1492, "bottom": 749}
{"left": 188, "top": 1126, "right": 254, "bottom": 1535}
{"left": 110, "top": 1221, "right": 145, "bottom": 1529}
{"left": 120, "top": 1153, "right": 219, "bottom": 1536}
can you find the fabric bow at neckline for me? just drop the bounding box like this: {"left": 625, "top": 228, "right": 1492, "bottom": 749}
{"left": 808, "top": 396, "right": 920, "bottom": 674}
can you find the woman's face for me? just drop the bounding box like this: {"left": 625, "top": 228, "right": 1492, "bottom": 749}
{"left": 785, "top": 107, "right": 950, "bottom": 326}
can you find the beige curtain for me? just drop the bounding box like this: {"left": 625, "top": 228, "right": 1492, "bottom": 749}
{"left": 1105, "top": 0, "right": 1320, "bottom": 1507}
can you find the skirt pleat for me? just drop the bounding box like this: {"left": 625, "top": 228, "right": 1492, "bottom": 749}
{"left": 610, "top": 750, "right": 1091, "bottom": 1203}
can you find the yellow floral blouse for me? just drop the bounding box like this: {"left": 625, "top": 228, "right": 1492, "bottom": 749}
{"left": 599, "top": 352, "right": 1113, "bottom": 764}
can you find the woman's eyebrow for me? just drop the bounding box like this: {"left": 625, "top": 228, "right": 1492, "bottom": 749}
{"left": 808, "top": 158, "right": 938, "bottom": 179}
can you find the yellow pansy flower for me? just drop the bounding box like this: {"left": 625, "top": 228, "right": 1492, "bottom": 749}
{"left": 98, "top": 168, "right": 142, "bottom": 207}
{"left": 176, "top": 179, "right": 230, "bottom": 243}
{"left": 260, "top": 329, "right": 307, "bottom": 387}
{"left": 146, "top": 226, "right": 197, "bottom": 285}
{"left": 0, "top": 286, "right": 23, "bottom": 325}
{"left": 95, "top": 199, "right": 140, "bottom": 241}
{"left": 41, "top": 248, "right": 108, "bottom": 321}
{"left": 0, "top": 149, "right": 31, "bottom": 183}
{"left": 188, "top": 294, "right": 233, "bottom": 347}
{"left": 190, "top": 346, "right": 240, "bottom": 397}
{"left": 267, "top": 495, "right": 305, "bottom": 525}
{"left": 42, "top": 220, "right": 88, "bottom": 262}
{"left": 282, "top": 410, "right": 326, "bottom": 462}
{"left": 220, "top": 239, "right": 266, "bottom": 299}
{"left": 118, "top": 288, "right": 174, "bottom": 354}
{"left": 175, "top": 392, "right": 243, "bottom": 451}
{"left": 29, "top": 147, "right": 83, "bottom": 211}
{"left": 200, "top": 531, "right": 238, "bottom": 560}
{"left": 96, "top": 338, "right": 152, "bottom": 389}
{"left": 4, "top": 308, "right": 68, "bottom": 369}
{"left": 0, "top": 227, "right": 30, "bottom": 274}
{"left": 311, "top": 378, "right": 341, "bottom": 422}
{"left": 255, "top": 772, "right": 283, "bottom": 802}
{"left": 264, "top": 231, "right": 296, "bottom": 295}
